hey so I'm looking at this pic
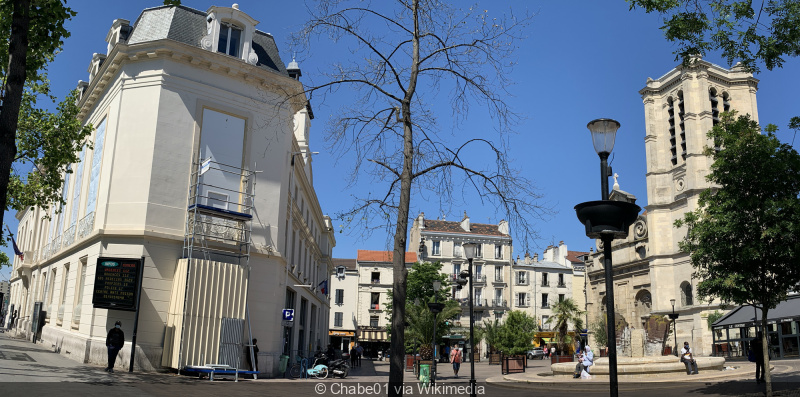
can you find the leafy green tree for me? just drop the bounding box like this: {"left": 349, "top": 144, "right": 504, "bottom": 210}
{"left": 706, "top": 310, "right": 725, "bottom": 330}
{"left": 495, "top": 310, "right": 537, "bottom": 355}
{"left": 384, "top": 261, "right": 451, "bottom": 321}
{"left": 590, "top": 314, "right": 608, "bottom": 349}
{"left": 545, "top": 298, "right": 585, "bottom": 354}
{"left": 675, "top": 112, "right": 800, "bottom": 396}
{"left": 627, "top": 0, "right": 800, "bottom": 72}
{"left": 0, "top": 0, "right": 80, "bottom": 239}
{"left": 404, "top": 297, "right": 461, "bottom": 359}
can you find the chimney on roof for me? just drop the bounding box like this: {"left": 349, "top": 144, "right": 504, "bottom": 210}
{"left": 533, "top": 253, "right": 539, "bottom": 262}
{"left": 498, "top": 219, "right": 509, "bottom": 235}
{"left": 524, "top": 251, "right": 531, "bottom": 265}
{"left": 417, "top": 212, "right": 425, "bottom": 228}
{"left": 460, "top": 211, "right": 470, "bottom": 232}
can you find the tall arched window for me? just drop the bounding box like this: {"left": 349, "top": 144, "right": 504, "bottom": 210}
{"left": 680, "top": 281, "right": 693, "bottom": 306}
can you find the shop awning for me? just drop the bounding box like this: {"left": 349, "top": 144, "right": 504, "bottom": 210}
{"left": 713, "top": 295, "right": 800, "bottom": 330}
{"left": 357, "top": 328, "right": 388, "bottom": 342}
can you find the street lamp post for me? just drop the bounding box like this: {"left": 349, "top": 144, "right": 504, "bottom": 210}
{"left": 669, "top": 299, "right": 679, "bottom": 357}
{"left": 462, "top": 242, "right": 478, "bottom": 397}
{"left": 575, "top": 118, "right": 640, "bottom": 397}
{"left": 428, "top": 280, "right": 444, "bottom": 386}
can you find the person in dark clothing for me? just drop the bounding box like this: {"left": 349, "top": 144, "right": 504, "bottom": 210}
{"left": 105, "top": 321, "right": 125, "bottom": 373}
{"left": 8, "top": 310, "right": 17, "bottom": 330}
{"left": 350, "top": 345, "right": 357, "bottom": 367}
{"left": 752, "top": 332, "right": 765, "bottom": 384}
{"left": 326, "top": 344, "right": 336, "bottom": 363}
{"left": 245, "top": 339, "right": 259, "bottom": 372}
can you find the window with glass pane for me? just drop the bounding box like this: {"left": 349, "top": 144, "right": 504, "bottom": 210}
{"left": 432, "top": 241, "right": 441, "bottom": 256}
{"left": 218, "top": 22, "right": 242, "bottom": 57}
{"left": 494, "top": 244, "right": 502, "bottom": 259}
{"left": 370, "top": 316, "right": 379, "bottom": 327}
{"left": 475, "top": 244, "right": 482, "bottom": 258}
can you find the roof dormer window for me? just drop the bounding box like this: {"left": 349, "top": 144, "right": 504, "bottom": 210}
{"left": 218, "top": 22, "right": 242, "bottom": 57}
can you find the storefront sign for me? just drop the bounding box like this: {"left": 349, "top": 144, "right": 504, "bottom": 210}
{"left": 329, "top": 330, "right": 356, "bottom": 337}
{"left": 92, "top": 257, "right": 143, "bottom": 311}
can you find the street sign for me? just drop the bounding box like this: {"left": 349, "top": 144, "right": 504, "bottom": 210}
{"left": 282, "top": 309, "right": 294, "bottom": 321}
{"left": 282, "top": 320, "right": 294, "bottom": 328}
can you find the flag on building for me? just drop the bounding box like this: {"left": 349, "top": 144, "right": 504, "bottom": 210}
{"left": 11, "top": 234, "right": 23, "bottom": 261}
{"left": 318, "top": 279, "right": 327, "bottom": 295}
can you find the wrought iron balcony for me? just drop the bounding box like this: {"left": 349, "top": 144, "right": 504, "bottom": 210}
{"left": 491, "top": 299, "right": 508, "bottom": 308}
{"left": 516, "top": 278, "right": 529, "bottom": 286}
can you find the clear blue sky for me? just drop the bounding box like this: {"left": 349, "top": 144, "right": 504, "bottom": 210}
{"left": 2, "top": 0, "right": 798, "bottom": 282}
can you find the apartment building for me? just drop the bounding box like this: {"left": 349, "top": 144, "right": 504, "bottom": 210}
{"left": 6, "top": 4, "right": 334, "bottom": 376}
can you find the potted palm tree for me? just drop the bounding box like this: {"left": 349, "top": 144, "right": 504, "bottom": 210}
{"left": 546, "top": 298, "right": 585, "bottom": 364}
{"left": 405, "top": 297, "right": 462, "bottom": 376}
{"left": 482, "top": 319, "right": 503, "bottom": 365}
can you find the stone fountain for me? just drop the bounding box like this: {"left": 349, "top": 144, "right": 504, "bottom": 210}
{"left": 551, "top": 329, "right": 726, "bottom": 379}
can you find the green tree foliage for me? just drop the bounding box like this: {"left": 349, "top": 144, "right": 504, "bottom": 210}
{"left": 494, "top": 310, "right": 537, "bottom": 355}
{"left": 628, "top": 0, "right": 800, "bottom": 72}
{"left": 545, "top": 298, "right": 585, "bottom": 354}
{"left": 385, "top": 261, "right": 451, "bottom": 321}
{"left": 706, "top": 310, "right": 725, "bottom": 330}
{"left": 0, "top": 0, "right": 80, "bottom": 240}
{"left": 480, "top": 319, "right": 503, "bottom": 353}
{"left": 404, "top": 297, "right": 462, "bottom": 358}
{"left": 590, "top": 313, "right": 608, "bottom": 348}
{"left": 384, "top": 261, "right": 459, "bottom": 355}
{"left": 9, "top": 82, "right": 92, "bottom": 213}
{"left": 675, "top": 112, "right": 800, "bottom": 395}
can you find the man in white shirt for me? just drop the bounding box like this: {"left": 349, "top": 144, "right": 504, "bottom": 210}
{"left": 680, "top": 341, "right": 699, "bottom": 375}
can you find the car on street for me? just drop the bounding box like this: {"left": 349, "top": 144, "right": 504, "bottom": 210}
{"left": 527, "top": 347, "right": 546, "bottom": 360}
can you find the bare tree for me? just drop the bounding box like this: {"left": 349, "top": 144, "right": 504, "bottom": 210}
{"left": 292, "top": 1, "right": 547, "bottom": 393}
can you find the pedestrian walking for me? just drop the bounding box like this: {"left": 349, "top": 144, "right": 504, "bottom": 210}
{"left": 449, "top": 344, "right": 462, "bottom": 378}
{"left": 751, "top": 332, "right": 765, "bottom": 384}
{"left": 105, "top": 321, "right": 125, "bottom": 373}
{"left": 356, "top": 344, "right": 363, "bottom": 366}
{"left": 350, "top": 345, "right": 358, "bottom": 368}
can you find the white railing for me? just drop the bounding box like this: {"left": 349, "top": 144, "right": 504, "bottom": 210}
{"left": 78, "top": 212, "right": 95, "bottom": 239}
{"left": 63, "top": 225, "right": 76, "bottom": 247}
{"left": 51, "top": 235, "right": 62, "bottom": 256}
{"left": 41, "top": 243, "right": 51, "bottom": 261}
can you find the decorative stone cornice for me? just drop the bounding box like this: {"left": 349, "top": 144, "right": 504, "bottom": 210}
{"left": 77, "top": 39, "right": 306, "bottom": 121}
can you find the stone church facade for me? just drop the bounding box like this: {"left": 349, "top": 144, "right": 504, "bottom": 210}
{"left": 586, "top": 60, "right": 759, "bottom": 356}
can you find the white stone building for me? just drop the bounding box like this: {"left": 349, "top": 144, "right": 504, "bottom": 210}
{"left": 328, "top": 251, "right": 417, "bottom": 358}
{"left": 409, "top": 211, "right": 513, "bottom": 356}
{"left": 586, "top": 59, "right": 759, "bottom": 355}
{"left": 510, "top": 242, "right": 585, "bottom": 331}
{"left": 5, "top": 4, "right": 334, "bottom": 376}
{"left": 329, "top": 258, "right": 358, "bottom": 352}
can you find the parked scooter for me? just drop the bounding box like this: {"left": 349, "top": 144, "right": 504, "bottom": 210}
{"left": 327, "top": 357, "right": 350, "bottom": 378}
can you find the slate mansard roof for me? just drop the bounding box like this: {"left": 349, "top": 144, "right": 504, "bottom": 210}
{"left": 423, "top": 220, "right": 508, "bottom": 237}
{"left": 127, "top": 5, "right": 288, "bottom": 76}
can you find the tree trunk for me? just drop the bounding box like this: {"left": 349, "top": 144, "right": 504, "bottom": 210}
{"left": 388, "top": 2, "right": 420, "bottom": 396}
{"left": 0, "top": 0, "right": 31, "bottom": 233}
{"left": 762, "top": 307, "right": 772, "bottom": 396}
